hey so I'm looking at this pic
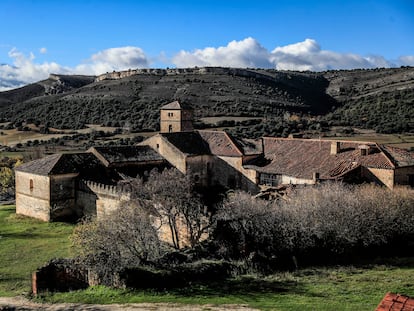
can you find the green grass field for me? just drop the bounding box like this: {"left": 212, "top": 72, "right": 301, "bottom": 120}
{"left": 1, "top": 205, "right": 414, "bottom": 310}
{"left": 39, "top": 263, "right": 414, "bottom": 310}
{"left": 0, "top": 205, "right": 74, "bottom": 296}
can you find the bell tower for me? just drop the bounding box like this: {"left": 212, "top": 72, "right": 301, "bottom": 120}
{"left": 160, "top": 101, "right": 193, "bottom": 133}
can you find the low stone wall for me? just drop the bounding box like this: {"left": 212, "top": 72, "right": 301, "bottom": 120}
{"left": 32, "top": 259, "right": 88, "bottom": 295}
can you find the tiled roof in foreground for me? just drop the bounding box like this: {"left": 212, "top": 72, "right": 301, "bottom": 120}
{"left": 376, "top": 292, "right": 414, "bottom": 311}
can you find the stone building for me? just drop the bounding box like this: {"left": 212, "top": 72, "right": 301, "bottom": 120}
{"left": 15, "top": 146, "right": 168, "bottom": 221}
{"left": 246, "top": 138, "right": 414, "bottom": 188}
{"left": 159, "top": 101, "right": 193, "bottom": 133}
{"left": 15, "top": 101, "right": 414, "bottom": 229}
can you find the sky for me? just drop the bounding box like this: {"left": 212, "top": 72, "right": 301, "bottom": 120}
{"left": 1, "top": 0, "right": 414, "bottom": 90}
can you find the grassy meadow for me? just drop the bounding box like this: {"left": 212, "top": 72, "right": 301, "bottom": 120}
{"left": 1, "top": 205, "right": 414, "bottom": 310}
{"left": 0, "top": 205, "right": 74, "bottom": 296}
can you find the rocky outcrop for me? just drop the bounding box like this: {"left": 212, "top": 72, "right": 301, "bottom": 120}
{"left": 42, "top": 74, "right": 95, "bottom": 95}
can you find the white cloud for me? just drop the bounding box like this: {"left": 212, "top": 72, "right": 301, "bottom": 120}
{"left": 398, "top": 55, "right": 414, "bottom": 66}
{"left": 0, "top": 46, "right": 151, "bottom": 90}
{"left": 74, "top": 46, "right": 149, "bottom": 75}
{"left": 172, "top": 37, "right": 273, "bottom": 68}
{"left": 172, "top": 37, "right": 402, "bottom": 71}
{"left": 39, "top": 47, "right": 47, "bottom": 54}
{"left": 0, "top": 48, "right": 67, "bottom": 90}
{"left": 269, "top": 39, "right": 393, "bottom": 71}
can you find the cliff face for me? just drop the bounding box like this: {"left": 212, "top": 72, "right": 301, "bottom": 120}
{"left": 42, "top": 74, "right": 96, "bottom": 95}
{"left": 323, "top": 66, "right": 414, "bottom": 100}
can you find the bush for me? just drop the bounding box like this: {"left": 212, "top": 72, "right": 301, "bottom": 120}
{"left": 214, "top": 183, "right": 414, "bottom": 267}
{"left": 71, "top": 202, "right": 165, "bottom": 286}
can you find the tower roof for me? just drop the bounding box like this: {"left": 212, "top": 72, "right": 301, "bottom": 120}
{"left": 160, "top": 101, "right": 192, "bottom": 110}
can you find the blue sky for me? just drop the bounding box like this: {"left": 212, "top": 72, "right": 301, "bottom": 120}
{"left": 1, "top": 0, "right": 414, "bottom": 90}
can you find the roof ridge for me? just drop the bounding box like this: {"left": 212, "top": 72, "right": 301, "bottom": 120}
{"left": 262, "top": 136, "right": 378, "bottom": 145}
{"left": 377, "top": 144, "right": 397, "bottom": 168}
{"left": 223, "top": 131, "right": 244, "bottom": 156}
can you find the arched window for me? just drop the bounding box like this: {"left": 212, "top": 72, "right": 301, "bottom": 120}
{"left": 29, "top": 179, "right": 34, "bottom": 191}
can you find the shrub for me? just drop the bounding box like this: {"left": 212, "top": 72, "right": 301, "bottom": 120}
{"left": 214, "top": 183, "right": 414, "bottom": 267}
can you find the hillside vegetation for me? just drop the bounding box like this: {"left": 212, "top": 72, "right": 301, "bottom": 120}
{"left": 0, "top": 67, "right": 413, "bottom": 135}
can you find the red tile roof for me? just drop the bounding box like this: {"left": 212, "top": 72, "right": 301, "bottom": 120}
{"left": 380, "top": 145, "right": 414, "bottom": 167}
{"left": 249, "top": 138, "right": 395, "bottom": 180}
{"left": 198, "top": 130, "right": 243, "bottom": 157}
{"left": 376, "top": 293, "right": 414, "bottom": 311}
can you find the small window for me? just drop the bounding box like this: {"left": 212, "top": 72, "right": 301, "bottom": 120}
{"left": 156, "top": 143, "right": 160, "bottom": 149}
{"left": 168, "top": 124, "right": 173, "bottom": 133}
{"left": 29, "top": 179, "right": 34, "bottom": 191}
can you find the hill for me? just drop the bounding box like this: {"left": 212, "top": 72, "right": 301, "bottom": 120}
{"left": 0, "top": 67, "right": 413, "bottom": 136}
{"left": 0, "top": 74, "right": 95, "bottom": 108}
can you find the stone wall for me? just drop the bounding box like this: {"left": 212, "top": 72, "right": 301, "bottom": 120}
{"left": 32, "top": 259, "right": 88, "bottom": 295}
{"left": 281, "top": 175, "right": 315, "bottom": 185}
{"left": 15, "top": 171, "right": 51, "bottom": 221}
{"left": 78, "top": 180, "right": 200, "bottom": 248}
{"left": 394, "top": 166, "right": 414, "bottom": 186}
{"left": 160, "top": 109, "right": 182, "bottom": 133}
{"left": 362, "top": 167, "right": 394, "bottom": 189}
{"left": 77, "top": 180, "right": 130, "bottom": 218}
{"left": 50, "top": 174, "right": 79, "bottom": 220}
{"left": 186, "top": 155, "right": 213, "bottom": 187}
{"left": 142, "top": 135, "right": 187, "bottom": 173}
{"left": 211, "top": 156, "right": 259, "bottom": 193}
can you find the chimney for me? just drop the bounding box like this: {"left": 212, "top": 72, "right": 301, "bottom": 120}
{"left": 358, "top": 144, "right": 370, "bottom": 156}
{"left": 330, "top": 141, "right": 341, "bottom": 155}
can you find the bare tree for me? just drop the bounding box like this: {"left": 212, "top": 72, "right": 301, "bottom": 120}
{"left": 71, "top": 201, "right": 164, "bottom": 284}
{"left": 123, "top": 168, "right": 211, "bottom": 249}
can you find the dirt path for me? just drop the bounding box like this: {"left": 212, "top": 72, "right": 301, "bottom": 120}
{"left": 0, "top": 297, "right": 260, "bottom": 311}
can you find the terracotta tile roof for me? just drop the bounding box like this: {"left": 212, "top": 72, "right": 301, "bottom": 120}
{"left": 160, "top": 132, "right": 211, "bottom": 155}
{"left": 376, "top": 293, "right": 414, "bottom": 311}
{"left": 159, "top": 130, "right": 250, "bottom": 157}
{"left": 249, "top": 138, "right": 395, "bottom": 180}
{"left": 233, "top": 137, "right": 263, "bottom": 155}
{"left": 89, "top": 146, "right": 165, "bottom": 166}
{"left": 380, "top": 145, "right": 414, "bottom": 167}
{"left": 160, "top": 100, "right": 192, "bottom": 110}
{"left": 198, "top": 130, "right": 244, "bottom": 157}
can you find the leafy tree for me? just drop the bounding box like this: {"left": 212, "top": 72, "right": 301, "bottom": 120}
{"left": 0, "top": 167, "right": 14, "bottom": 194}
